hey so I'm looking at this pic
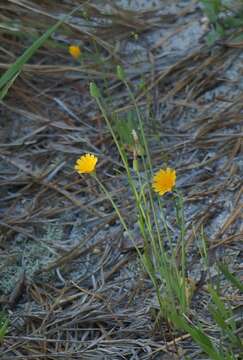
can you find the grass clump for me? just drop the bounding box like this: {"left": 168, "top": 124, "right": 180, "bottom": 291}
{"left": 78, "top": 69, "right": 191, "bottom": 326}
{"left": 200, "top": 0, "right": 243, "bottom": 44}
{"left": 74, "top": 66, "right": 243, "bottom": 359}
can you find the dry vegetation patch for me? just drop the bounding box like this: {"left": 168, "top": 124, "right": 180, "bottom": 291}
{"left": 0, "top": 1, "right": 242, "bottom": 359}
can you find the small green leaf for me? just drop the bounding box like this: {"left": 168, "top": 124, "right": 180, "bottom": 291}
{"left": 116, "top": 65, "right": 125, "bottom": 80}
{"left": 200, "top": 0, "right": 221, "bottom": 23}
{"left": 90, "top": 82, "right": 101, "bottom": 98}
{"left": 215, "top": 22, "right": 225, "bottom": 36}
{"left": 206, "top": 29, "right": 220, "bottom": 45}
{"left": 224, "top": 16, "right": 243, "bottom": 29}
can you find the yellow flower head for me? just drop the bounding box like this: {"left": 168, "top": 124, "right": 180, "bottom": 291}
{"left": 152, "top": 167, "right": 176, "bottom": 196}
{"left": 68, "top": 45, "right": 81, "bottom": 59}
{"left": 75, "top": 154, "right": 98, "bottom": 174}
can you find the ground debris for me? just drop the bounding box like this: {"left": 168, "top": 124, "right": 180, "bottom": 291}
{"left": 0, "top": 0, "right": 242, "bottom": 358}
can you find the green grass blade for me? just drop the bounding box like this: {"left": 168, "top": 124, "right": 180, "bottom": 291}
{"left": 171, "top": 313, "right": 222, "bottom": 360}
{"left": 0, "top": 312, "right": 9, "bottom": 342}
{"left": 0, "top": 71, "right": 20, "bottom": 99}
{"left": 0, "top": 6, "right": 79, "bottom": 99}
{"left": 208, "top": 285, "right": 230, "bottom": 320}
{"left": 218, "top": 262, "right": 243, "bottom": 292}
{"left": 0, "top": 21, "right": 58, "bottom": 92}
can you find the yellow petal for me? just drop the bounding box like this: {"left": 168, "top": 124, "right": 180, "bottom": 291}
{"left": 152, "top": 167, "right": 176, "bottom": 196}
{"left": 75, "top": 154, "right": 98, "bottom": 174}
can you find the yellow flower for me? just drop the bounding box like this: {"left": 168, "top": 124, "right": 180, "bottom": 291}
{"left": 75, "top": 154, "right": 98, "bottom": 174}
{"left": 152, "top": 167, "right": 176, "bottom": 196}
{"left": 68, "top": 45, "right": 81, "bottom": 59}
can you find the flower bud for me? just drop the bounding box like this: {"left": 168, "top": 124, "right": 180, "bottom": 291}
{"left": 90, "top": 82, "right": 101, "bottom": 98}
